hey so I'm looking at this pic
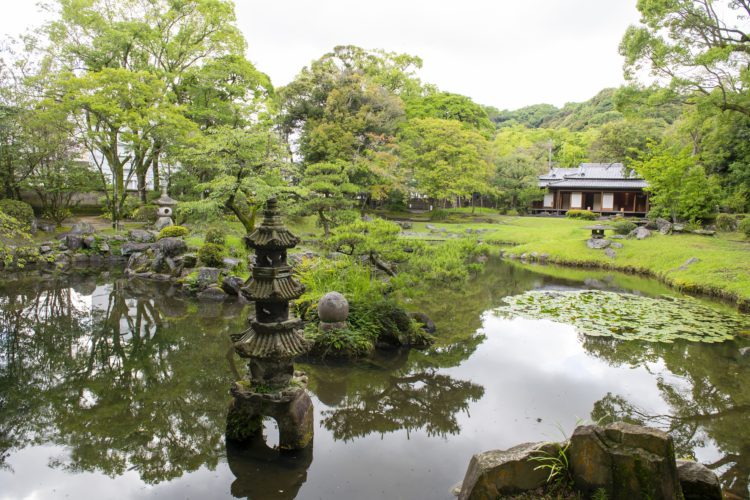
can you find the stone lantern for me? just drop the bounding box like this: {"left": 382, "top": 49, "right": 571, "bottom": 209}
{"left": 154, "top": 184, "right": 177, "bottom": 230}
{"left": 226, "top": 197, "right": 313, "bottom": 450}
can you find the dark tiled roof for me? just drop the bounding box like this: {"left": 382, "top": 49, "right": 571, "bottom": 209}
{"left": 540, "top": 163, "right": 647, "bottom": 189}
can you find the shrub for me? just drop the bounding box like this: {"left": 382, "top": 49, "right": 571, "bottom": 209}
{"left": 565, "top": 209, "right": 596, "bottom": 220}
{"left": 0, "top": 199, "right": 34, "bottom": 228}
{"left": 198, "top": 242, "right": 226, "bottom": 267}
{"left": 175, "top": 200, "right": 222, "bottom": 225}
{"left": 715, "top": 213, "right": 737, "bottom": 232}
{"left": 157, "top": 225, "right": 189, "bottom": 239}
{"left": 304, "top": 323, "right": 375, "bottom": 359}
{"left": 505, "top": 208, "right": 519, "bottom": 216}
{"left": 204, "top": 227, "right": 226, "bottom": 246}
{"left": 739, "top": 217, "right": 750, "bottom": 238}
{"left": 429, "top": 209, "right": 450, "bottom": 221}
{"left": 611, "top": 220, "right": 637, "bottom": 235}
{"left": 132, "top": 204, "right": 158, "bottom": 223}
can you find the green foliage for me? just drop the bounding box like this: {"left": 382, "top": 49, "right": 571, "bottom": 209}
{"left": 327, "top": 218, "right": 412, "bottom": 265}
{"left": 204, "top": 228, "right": 226, "bottom": 246}
{"left": 715, "top": 213, "right": 738, "bottom": 232}
{"left": 565, "top": 209, "right": 597, "bottom": 220}
{"left": 496, "top": 290, "right": 745, "bottom": 343}
{"left": 132, "top": 205, "right": 158, "bottom": 223}
{"left": 529, "top": 442, "right": 572, "bottom": 488}
{"left": 304, "top": 323, "right": 375, "bottom": 359}
{"left": 298, "top": 161, "right": 358, "bottom": 236}
{"left": 633, "top": 145, "right": 722, "bottom": 222}
{"left": 197, "top": 242, "right": 225, "bottom": 267}
{"left": 175, "top": 200, "right": 223, "bottom": 225}
{"left": 157, "top": 225, "right": 189, "bottom": 239}
{"left": 612, "top": 220, "right": 637, "bottom": 235}
{"left": 429, "top": 209, "right": 450, "bottom": 221}
{"left": 0, "top": 199, "right": 34, "bottom": 229}
{"left": 404, "top": 91, "right": 494, "bottom": 134}
{"left": 401, "top": 238, "right": 490, "bottom": 286}
{"left": 739, "top": 218, "right": 750, "bottom": 238}
{"left": 298, "top": 258, "right": 386, "bottom": 307}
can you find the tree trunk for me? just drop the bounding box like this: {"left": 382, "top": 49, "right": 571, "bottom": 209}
{"left": 318, "top": 208, "right": 330, "bottom": 237}
{"left": 226, "top": 197, "right": 255, "bottom": 233}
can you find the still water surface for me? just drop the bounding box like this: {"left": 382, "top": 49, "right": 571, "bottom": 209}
{"left": 1, "top": 262, "right": 748, "bottom": 499}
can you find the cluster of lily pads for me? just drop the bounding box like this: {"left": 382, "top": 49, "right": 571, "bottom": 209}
{"left": 494, "top": 290, "right": 748, "bottom": 343}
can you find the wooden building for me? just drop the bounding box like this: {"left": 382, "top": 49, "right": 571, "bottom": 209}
{"left": 530, "top": 163, "right": 650, "bottom": 216}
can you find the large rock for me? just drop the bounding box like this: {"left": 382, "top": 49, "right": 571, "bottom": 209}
{"left": 128, "top": 229, "right": 156, "bottom": 243}
{"left": 655, "top": 218, "right": 673, "bottom": 234}
{"left": 70, "top": 221, "right": 95, "bottom": 234}
{"left": 65, "top": 234, "right": 84, "bottom": 251}
{"left": 587, "top": 238, "right": 611, "bottom": 249}
{"left": 676, "top": 460, "right": 721, "bottom": 500}
{"left": 153, "top": 237, "right": 187, "bottom": 257}
{"left": 198, "top": 285, "right": 228, "bottom": 301}
{"left": 409, "top": 311, "right": 437, "bottom": 334}
{"left": 458, "top": 441, "right": 560, "bottom": 500}
{"left": 629, "top": 227, "right": 652, "bottom": 240}
{"left": 569, "top": 422, "right": 682, "bottom": 500}
{"left": 83, "top": 235, "right": 96, "bottom": 249}
{"left": 195, "top": 267, "right": 221, "bottom": 288}
{"left": 121, "top": 242, "right": 152, "bottom": 256}
{"left": 221, "top": 276, "right": 244, "bottom": 296}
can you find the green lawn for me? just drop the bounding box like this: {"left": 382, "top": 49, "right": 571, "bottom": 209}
{"left": 447, "top": 216, "right": 750, "bottom": 309}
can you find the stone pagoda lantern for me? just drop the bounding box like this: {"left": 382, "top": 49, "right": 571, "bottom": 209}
{"left": 226, "top": 197, "right": 313, "bottom": 450}
{"left": 154, "top": 184, "right": 177, "bottom": 230}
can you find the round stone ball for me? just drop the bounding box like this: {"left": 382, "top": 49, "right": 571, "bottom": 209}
{"left": 317, "top": 292, "right": 349, "bottom": 323}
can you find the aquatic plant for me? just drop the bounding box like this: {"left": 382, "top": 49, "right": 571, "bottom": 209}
{"left": 494, "top": 290, "right": 746, "bottom": 343}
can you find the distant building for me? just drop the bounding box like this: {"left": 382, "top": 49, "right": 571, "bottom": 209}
{"left": 531, "top": 163, "right": 650, "bottom": 216}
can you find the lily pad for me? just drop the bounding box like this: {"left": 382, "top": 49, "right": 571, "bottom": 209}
{"left": 493, "top": 290, "right": 748, "bottom": 343}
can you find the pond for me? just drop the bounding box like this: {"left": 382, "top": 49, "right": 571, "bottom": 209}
{"left": 1, "top": 261, "right": 749, "bottom": 499}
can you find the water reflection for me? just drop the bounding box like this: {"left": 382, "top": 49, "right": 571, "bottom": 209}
{"left": 226, "top": 436, "right": 313, "bottom": 500}
{"left": 0, "top": 273, "right": 244, "bottom": 483}
{"left": 583, "top": 336, "right": 750, "bottom": 498}
{"left": 0, "top": 264, "right": 748, "bottom": 499}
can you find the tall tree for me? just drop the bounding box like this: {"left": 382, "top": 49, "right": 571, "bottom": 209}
{"left": 620, "top": 0, "right": 750, "bottom": 117}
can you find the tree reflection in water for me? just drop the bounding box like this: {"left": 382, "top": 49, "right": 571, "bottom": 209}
{"left": 584, "top": 337, "right": 750, "bottom": 498}
{"left": 0, "top": 273, "right": 244, "bottom": 483}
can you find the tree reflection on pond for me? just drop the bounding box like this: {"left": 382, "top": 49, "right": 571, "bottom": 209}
{"left": 0, "top": 273, "right": 243, "bottom": 483}
{"left": 584, "top": 337, "right": 750, "bottom": 498}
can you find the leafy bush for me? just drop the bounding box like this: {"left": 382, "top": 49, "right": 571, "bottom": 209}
{"left": 304, "top": 323, "right": 375, "bottom": 359}
{"left": 739, "top": 217, "right": 750, "bottom": 238}
{"left": 715, "top": 213, "right": 737, "bottom": 232}
{"left": 204, "top": 227, "right": 226, "bottom": 246}
{"left": 505, "top": 208, "right": 519, "bottom": 216}
{"left": 565, "top": 209, "right": 596, "bottom": 220}
{"left": 401, "top": 237, "right": 490, "bottom": 286}
{"left": 298, "top": 259, "right": 385, "bottom": 307}
{"left": 0, "top": 199, "right": 34, "bottom": 229}
{"left": 198, "top": 242, "right": 226, "bottom": 267}
{"left": 157, "top": 225, "right": 189, "bottom": 239}
{"left": 429, "top": 209, "right": 450, "bottom": 221}
{"left": 175, "top": 200, "right": 222, "bottom": 225}
{"left": 132, "top": 204, "right": 158, "bottom": 223}
{"left": 611, "top": 220, "right": 637, "bottom": 235}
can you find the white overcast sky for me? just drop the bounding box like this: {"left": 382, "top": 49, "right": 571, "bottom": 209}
{"left": 0, "top": 0, "right": 641, "bottom": 110}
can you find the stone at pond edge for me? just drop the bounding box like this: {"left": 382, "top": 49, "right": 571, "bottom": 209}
{"left": 196, "top": 267, "right": 220, "bottom": 288}
{"left": 569, "top": 422, "right": 682, "bottom": 500}
{"left": 121, "top": 242, "right": 152, "bottom": 256}
{"left": 153, "top": 237, "right": 187, "bottom": 257}
{"left": 317, "top": 292, "right": 349, "bottom": 323}
{"left": 676, "top": 460, "right": 722, "bottom": 500}
{"left": 409, "top": 311, "right": 437, "bottom": 334}
{"left": 198, "top": 286, "right": 228, "bottom": 301}
{"left": 587, "top": 238, "right": 611, "bottom": 249}
{"left": 457, "top": 441, "right": 560, "bottom": 500}
{"left": 128, "top": 229, "right": 156, "bottom": 243}
{"left": 222, "top": 276, "right": 244, "bottom": 296}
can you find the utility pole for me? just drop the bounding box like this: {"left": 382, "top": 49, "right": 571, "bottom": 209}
{"left": 547, "top": 139, "right": 553, "bottom": 169}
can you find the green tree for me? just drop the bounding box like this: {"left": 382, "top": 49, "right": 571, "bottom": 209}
{"left": 493, "top": 153, "right": 545, "bottom": 211}
{"left": 404, "top": 91, "right": 494, "bottom": 135}
{"left": 399, "top": 118, "right": 493, "bottom": 209}
{"left": 588, "top": 119, "right": 665, "bottom": 165}
{"left": 632, "top": 144, "right": 722, "bottom": 222}
{"left": 299, "top": 161, "right": 358, "bottom": 237}
{"left": 620, "top": 0, "right": 750, "bottom": 117}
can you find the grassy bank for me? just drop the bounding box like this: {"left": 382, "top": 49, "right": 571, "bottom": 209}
{"left": 403, "top": 214, "right": 750, "bottom": 310}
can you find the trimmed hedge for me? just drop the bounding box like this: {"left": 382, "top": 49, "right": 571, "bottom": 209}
{"left": 612, "top": 220, "right": 637, "bottom": 235}
{"left": 198, "top": 242, "right": 225, "bottom": 267}
{"left": 157, "top": 225, "right": 189, "bottom": 239}
{"left": 565, "top": 209, "right": 597, "bottom": 220}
